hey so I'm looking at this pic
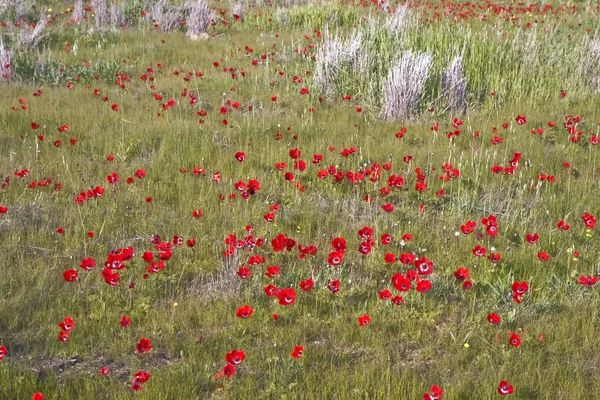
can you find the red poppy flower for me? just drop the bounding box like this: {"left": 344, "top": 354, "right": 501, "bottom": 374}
{"left": 577, "top": 275, "right": 599, "bottom": 287}
{"left": 537, "top": 252, "right": 550, "bottom": 261}
{"left": 32, "top": 393, "right": 44, "bottom": 400}
{"left": 416, "top": 280, "right": 432, "bottom": 293}
{"left": 223, "top": 364, "right": 235, "bottom": 377}
{"left": 581, "top": 212, "right": 597, "bottom": 228}
{"left": 358, "top": 241, "right": 372, "bottom": 255}
{"left": 121, "top": 316, "right": 131, "bottom": 327}
{"left": 509, "top": 332, "right": 521, "bottom": 347}
{"left": 487, "top": 313, "right": 501, "bottom": 324}
{"left": 192, "top": 209, "right": 203, "bottom": 218}
{"left": 382, "top": 203, "right": 395, "bottom": 212}
{"left": 277, "top": 288, "right": 297, "bottom": 306}
{"left": 511, "top": 281, "right": 529, "bottom": 295}
{"left": 381, "top": 234, "right": 392, "bottom": 245}
{"left": 515, "top": 115, "right": 527, "bottom": 125}
{"left": 264, "top": 284, "right": 277, "bottom": 297}
{"left": 111, "top": 104, "right": 119, "bottom": 111}
{"left": 58, "top": 317, "right": 75, "bottom": 332}
{"left": 63, "top": 269, "right": 78, "bottom": 282}
{"left": 328, "top": 251, "right": 344, "bottom": 266}
{"left": 460, "top": 220, "right": 476, "bottom": 235}
{"left": 426, "top": 385, "right": 443, "bottom": 399}
{"left": 379, "top": 289, "right": 393, "bottom": 300}
{"left": 472, "top": 245, "right": 487, "bottom": 257}
{"left": 136, "top": 338, "right": 152, "bottom": 353}
{"left": 0, "top": 345, "right": 7, "bottom": 360}
{"left": 328, "top": 279, "right": 341, "bottom": 293}
{"left": 80, "top": 257, "right": 95, "bottom": 271}
{"left": 358, "top": 315, "right": 371, "bottom": 326}
{"left": 526, "top": 233, "right": 539, "bottom": 244}
{"left": 392, "top": 273, "right": 411, "bottom": 292}
{"left": 237, "top": 266, "right": 252, "bottom": 279}
{"left": 235, "top": 152, "right": 246, "bottom": 162}
{"left": 300, "top": 278, "right": 314, "bottom": 292}
{"left": 397, "top": 253, "right": 414, "bottom": 265}
{"left": 265, "top": 265, "right": 279, "bottom": 278}
{"left": 391, "top": 295, "right": 403, "bottom": 305}
{"left": 58, "top": 330, "right": 70, "bottom": 342}
{"left": 0, "top": 206, "right": 7, "bottom": 214}
{"left": 454, "top": 267, "right": 470, "bottom": 280}
{"left": 236, "top": 305, "right": 254, "bottom": 318}
{"left": 225, "top": 349, "right": 246, "bottom": 365}
{"left": 557, "top": 220, "right": 570, "bottom": 230}
{"left": 415, "top": 257, "right": 434, "bottom": 275}
{"left": 488, "top": 253, "right": 501, "bottom": 263}
{"left": 498, "top": 380, "right": 514, "bottom": 395}
{"left": 99, "top": 367, "right": 110, "bottom": 376}
{"left": 291, "top": 346, "right": 304, "bottom": 358}
{"left": 134, "top": 371, "right": 150, "bottom": 385}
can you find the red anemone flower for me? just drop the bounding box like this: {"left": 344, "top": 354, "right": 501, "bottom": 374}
{"left": 223, "top": 364, "right": 235, "bottom": 377}
{"left": 487, "top": 313, "right": 501, "bottom": 325}
{"left": 58, "top": 330, "right": 70, "bottom": 342}
{"left": 498, "top": 380, "right": 514, "bottom": 395}
{"left": 416, "top": 280, "right": 432, "bottom": 293}
{"left": 58, "top": 317, "right": 75, "bottom": 332}
{"left": 509, "top": 332, "right": 521, "bottom": 347}
{"left": 63, "top": 269, "right": 78, "bottom": 282}
{"left": 277, "top": 288, "right": 297, "bottom": 306}
{"left": 264, "top": 284, "right": 277, "bottom": 297}
{"left": 577, "top": 275, "right": 599, "bottom": 287}
{"left": 358, "top": 315, "right": 371, "bottom": 326}
{"left": 225, "top": 349, "right": 246, "bottom": 365}
{"left": 291, "top": 346, "right": 304, "bottom": 358}
{"left": 237, "top": 266, "right": 252, "bottom": 279}
{"left": 379, "top": 289, "right": 393, "bottom": 300}
{"left": 0, "top": 345, "right": 8, "bottom": 360}
{"left": 328, "top": 279, "right": 341, "bottom": 294}
{"left": 235, "top": 151, "right": 246, "bottom": 162}
{"left": 300, "top": 278, "right": 314, "bottom": 292}
{"left": 136, "top": 338, "right": 152, "bottom": 353}
{"left": 80, "top": 257, "right": 95, "bottom": 271}
{"left": 511, "top": 281, "right": 529, "bottom": 295}
{"left": 236, "top": 305, "right": 254, "bottom": 318}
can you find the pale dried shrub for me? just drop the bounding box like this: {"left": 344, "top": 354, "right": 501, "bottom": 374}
{"left": 0, "top": 41, "right": 13, "bottom": 81}
{"left": 15, "top": 1, "right": 30, "bottom": 22}
{"left": 442, "top": 54, "right": 467, "bottom": 114}
{"left": 92, "top": 0, "right": 109, "bottom": 29}
{"left": 150, "top": 0, "right": 184, "bottom": 32}
{"left": 385, "top": 5, "right": 412, "bottom": 42}
{"left": 315, "top": 27, "right": 363, "bottom": 96}
{"left": 186, "top": 0, "right": 210, "bottom": 39}
{"left": 73, "top": 0, "right": 84, "bottom": 22}
{"left": 231, "top": 2, "right": 245, "bottom": 22}
{"left": 110, "top": 2, "right": 125, "bottom": 27}
{"left": 18, "top": 17, "right": 48, "bottom": 50}
{"left": 275, "top": 8, "right": 288, "bottom": 26}
{"left": 586, "top": 38, "right": 600, "bottom": 91}
{"left": 382, "top": 51, "right": 432, "bottom": 120}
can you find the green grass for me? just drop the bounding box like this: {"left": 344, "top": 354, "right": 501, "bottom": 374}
{"left": 1, "top": 1, "right": 600, "bottom": 399}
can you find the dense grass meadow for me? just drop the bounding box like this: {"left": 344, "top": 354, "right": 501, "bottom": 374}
{"left": 1, "top": 0, "right": 600, "bottom": 398}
